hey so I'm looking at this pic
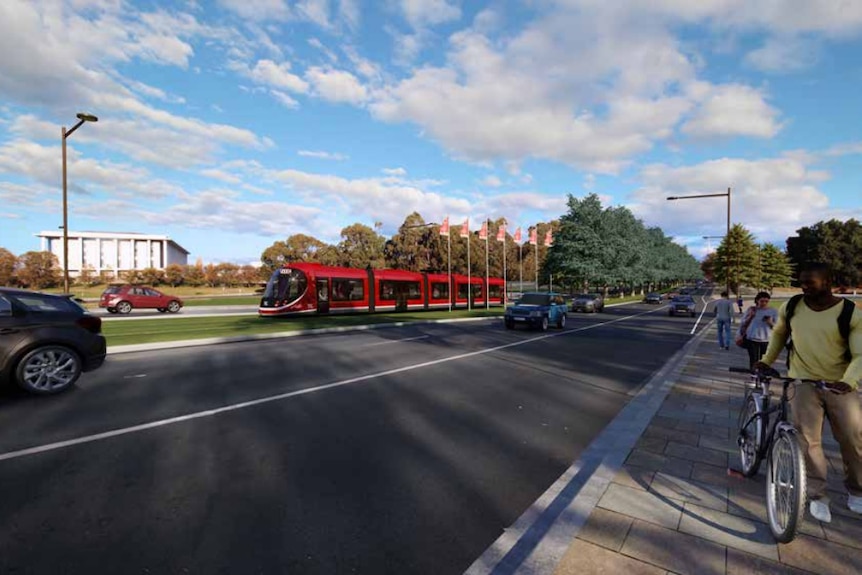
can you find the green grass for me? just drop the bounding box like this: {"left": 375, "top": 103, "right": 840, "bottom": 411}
{"left": 103, "top": 309, "right": 505, "bottom": 347}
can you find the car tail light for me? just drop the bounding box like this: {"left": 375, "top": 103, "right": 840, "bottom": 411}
{"left": 76, "top": 315, "right": 102, "bottom": 334}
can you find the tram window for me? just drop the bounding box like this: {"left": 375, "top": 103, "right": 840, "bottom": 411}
{"left": 406, "top": 282, "right": 420, "bottom": 299}
{"left": 332, "top": 278, "right": 365, "bottom": 302}
{"left": 379, "top": 280, "right": 421, "bottom": 300}
{"left": 430, "top": 282, "right": 449, "bottom": 300}
{"left": 489, "top": 285, "right": 502, "bottom": 299}
{"left": 457, "top": 284, "right": 468, "bottom": 299}
{"left": 474, "top": 284, "right": 484, "bottom": 299}
{"left": 379, "top": 281, "right": 395, "bottom": 301}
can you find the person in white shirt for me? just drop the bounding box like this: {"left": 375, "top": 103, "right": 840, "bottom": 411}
{"left": 736, "top": 291, "right": 778, "bottom": 369}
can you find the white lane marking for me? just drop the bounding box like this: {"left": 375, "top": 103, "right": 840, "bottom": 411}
{"left": 690, "top": 294, "right": 711, "bottom": 335}
{"left": 0, "top": 307, "right": 667, "bottom": 464}
{"left": 123, "top": 374, "right": 148, "bottom": 379}
{"left": 362, "top": 335, "right": 430, "bottom": 347}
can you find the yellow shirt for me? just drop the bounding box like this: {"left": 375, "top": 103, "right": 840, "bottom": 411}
{"left": 762, "top": 298, "right": 862, "bottom": 389}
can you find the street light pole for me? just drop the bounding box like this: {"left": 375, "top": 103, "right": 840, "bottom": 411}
{"left": 61, "top": 112, "right": 98, "bottom": 293}
{"left": 667, "top": 187, "right": 732, "bottom": 297}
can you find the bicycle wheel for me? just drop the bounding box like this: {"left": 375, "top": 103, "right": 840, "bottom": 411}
{"left": 766, "top": 430, "right": 807, "bottom": 543}
{"left": 737, "top": 394, "right": 763, "bottom": 477}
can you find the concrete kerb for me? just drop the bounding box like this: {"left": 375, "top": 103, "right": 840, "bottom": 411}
{"left": 105, "top": 299, "right": 643, "bottom": 355}
{"left": 465, "top": 318, "right": 716, "bottom": 575}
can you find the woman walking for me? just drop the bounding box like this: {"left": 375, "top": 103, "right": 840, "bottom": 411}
{"left": 736, "top": 291, "right": 778, "bottom": 370}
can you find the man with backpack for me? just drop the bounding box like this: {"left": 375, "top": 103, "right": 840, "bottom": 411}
{"left": 756, "top": 262, "right": 862, "bottom": 524}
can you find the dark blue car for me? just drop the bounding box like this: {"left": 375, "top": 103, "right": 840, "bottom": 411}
{"left": 504, "top": 292, "right": 568, "bottom": 331}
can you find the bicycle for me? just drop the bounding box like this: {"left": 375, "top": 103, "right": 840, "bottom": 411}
{"left": 731, "top": 365, "right": 807, "bottom": 543}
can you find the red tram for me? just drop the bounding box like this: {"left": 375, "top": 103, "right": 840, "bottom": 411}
{"left": 258, "top": 262, "right": 505, "bottom": 317}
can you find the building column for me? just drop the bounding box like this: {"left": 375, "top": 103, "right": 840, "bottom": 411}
{"left": 96, "top": 237, "right": 102, "bottom": 275}
{"left": 147, "top": 239, "right": 152, "bottom": 269}
{"left": 114, "top": 238, "right": 119, "bottom": 276}
{"left": 78, "top": 236, "right": 84, "bottom": 275}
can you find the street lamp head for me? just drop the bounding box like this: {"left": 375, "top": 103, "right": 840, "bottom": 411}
{"left": 666, "top": 196, "right": 678, "bottom": 200}
{"left": 76, "top": 113, "right": 98, "bottom": 122}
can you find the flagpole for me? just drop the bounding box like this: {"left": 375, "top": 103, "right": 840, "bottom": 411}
{"left": 485, "top": 218, "right": 489, "bottom": 310}
{"left": 467, "top": 222, "right": 471, "bottom": 311}
{"left": 502, "top": 226, "right": 507, "bottom": 304}
{"left": 448, "top": 228, "right": 451, "bottom": 312}
{"left": 535, "top": 226, "right": 539, "bottom": 292}
{"left": 519, "top": 242, "right": 523, "bottom": 295}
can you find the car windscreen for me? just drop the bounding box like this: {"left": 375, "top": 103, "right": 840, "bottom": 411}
{"left": 102, "top": 286, "right": 123, "bottom": 295}
{"left": 518, "top": 294, "right": 550, "bottom": 305}
{"left": 575, "top": 294, "right": 597, "bottom": 300}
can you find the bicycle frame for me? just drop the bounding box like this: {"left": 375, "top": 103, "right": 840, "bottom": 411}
{"left": 738, "top": 376, "right": 795, "bottom": 461}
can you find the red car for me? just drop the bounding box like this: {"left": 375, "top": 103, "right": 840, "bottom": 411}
{"left": 99, "top": 284, "right": 183, "bottom": 314}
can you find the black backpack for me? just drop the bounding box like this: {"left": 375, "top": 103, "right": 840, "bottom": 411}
{"left": 785, "top": 294, "right": 856, "bottom": 367}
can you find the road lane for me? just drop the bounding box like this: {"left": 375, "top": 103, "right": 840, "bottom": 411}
{"left": 0, "top": 299, "right": 709, "bottom": 574}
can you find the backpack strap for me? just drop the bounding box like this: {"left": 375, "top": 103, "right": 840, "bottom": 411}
{"left": 838, "top": 298, "right": 856, "bottom": 362}
{"left": 785, "top": 294, "right": 804, "bottom": 337}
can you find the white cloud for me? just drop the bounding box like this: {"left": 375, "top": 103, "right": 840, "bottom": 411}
{"left": 480, "top": 175, "right": 502, "bottom": 187}
{"left": 296, "top": 0, "right": 330, "bottom": 28}
{"left": 298, "top": 150, "right": 349, "bottom": 161}
{"left": 245, "top": 59, "right": 309, "bottom": 93}
{"left": 305, "top": 67, "right": 369, "bottom": 104}
{"left": 338, "top": 0, "right": 361, "bottom": 31}
{"left": 399, "top": 0, "right": 462, "bottom": 29}
{"left": 745, "top": 36, "right": 820, "bottom": 73}
{"left": 383, "top": 167, "right": 407, "bottom": 176}
{"left": 682, "top": 84, "right": 782, "bottom": 138}
{"left": 270, "top": 90, "right": 300, "bottom": 109}
{"left": 201, "top": 168, "right": 243, "bottom": 184}
{"left": 216, "top": 0, "right": 291, "bottom": 22}
{"left": 825, "top": 142, "right": 862, "bottom": 156}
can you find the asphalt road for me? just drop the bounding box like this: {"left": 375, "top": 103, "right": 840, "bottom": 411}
{"left": 0, "top": 297, "right": 713, "bottom": 574}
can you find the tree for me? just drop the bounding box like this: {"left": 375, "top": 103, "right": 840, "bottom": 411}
{"left": 164, "top": 264, "right": 184, "bottom": 287}
{"left": 0, "top": 247, "right": 16, "bottom": 286}
{"left": 123, "top": 269, "right": 144, "bottom": 284}
{"left": 758, "top": 243, "right": 793, "bottom": 292}
{"left": 260, "top": 234, "right": 329, "bottom": 272}
{"left": 337, "top": 223, "right": 386, "bottom": 268}
{"left": 204, "top": 263, "right": 219, "bottom": 287}
{"left": 385, "top": 213, "right": 444, "bottom": 271}
{"left": 183, "top": 261, "right": 205, "bottom": 287}
{"left": 786, "top": 218, "right": 862, "bottom": 288}
{"left": 15, "top": 251, "right": 60, "bottom": 289}
{"left": 713, "top": 224, "right": 759, "bottom": 294}
{"left": 239, "top": 265, "right": 262, "bottom": 287}
{"left": 215, "top": 263, "right": 240, "bottom": 286}
{"left": 76, "top": 265, "right": 98, "bottom": 287}
{"left": 140, "top": 267, "right": 165, "bottom": 286}
{"left": 700, "top": 252, "right": 717, "bottom": 282}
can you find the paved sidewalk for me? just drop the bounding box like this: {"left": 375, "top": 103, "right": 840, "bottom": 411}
{"left": 553, "top": 322, "right": 862, "bottom": 575}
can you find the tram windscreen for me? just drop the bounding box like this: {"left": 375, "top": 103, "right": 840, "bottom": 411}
{"left": 264, "top": 268, "right": 308, "bottom": 303}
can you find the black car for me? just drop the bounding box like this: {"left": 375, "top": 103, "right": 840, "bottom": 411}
{"left": 0, "top": 288, "right": 106, "bottom": 395}
{"left": 644, "top": 292, "right": 663, "bottom": 304}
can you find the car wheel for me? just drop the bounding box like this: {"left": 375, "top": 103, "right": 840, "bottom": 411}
{"left": 505, "top": 319, "right": 514, "bottom": 329}
{"left": 107, "top": 308, "right": 118, "bottom": 314}
{"left": 116, "top": 301, "right": 133, "bottom": 314}
{"left": 540, "top": 316, "right": 549, "bottom": 331}
{"left": 15, "top": 345, "right": 82, "bottom": 395}
{"left": 167, "top": 300, "right": 181, "bottom": 313}
{"left": 557, "top": 313, "right": 566, "bottom": 329}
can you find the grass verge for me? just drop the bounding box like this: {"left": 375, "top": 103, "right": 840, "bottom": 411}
{"left": 104, "top": 309, "right": 505, "bottom": 347}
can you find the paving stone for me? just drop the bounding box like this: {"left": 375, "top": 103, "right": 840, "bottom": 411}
{"left": 612, "top": 465, "right": 656, "bottom": 491}
{"left": 726, "top": 548, "right": 812, "bottom": 575}
{"left": 650, "top": 473, "right": 728, "bottom": 512}
{"left": 679, "top": 503, "right": 778, "bottom": 560}
{"left": 822, "top": 512, "right": 862, "bottom": 550}
{"left": 657, "top": 408, "right": 706, "bottom": 423}
{"left": 704, "top": 414, "right": 737, "bottom": 428}
{"left": 665, "top": 441, "right": 728, "bottom": 468}
{"left": 653, "top": 415, "right": 683, "bottom": 429}
{"left": 636, "top": 437, "right": 669, "bottom": 454}
{"left": 674, "top": 420, "right": 730, "bottom": 438}
{"left": 643, "top": 425, "right": 699, "bottom": 446}
{"left": 620, "top": 519, "right": 727, "bottom": 575}
{"left": 691, "top": 462, "right": 737, "bottom": 487}
{"left": 698, "top": 434, "right": 737, "bottom": 455}
{"left": 626, "top": 449, "right": 694, "bottom": 478}
{"left": 576, "top": 508, "right": 634, "bottom": 552}
{"left": 554, "top": 539, "right": 666, "bottom": 575}
{"left": 597, "top": 483, "right": 683, "bottom": 530}
{"left": 779, "top": 533, "right": 862, "bottom": 575}
{"left": 728, "top": 483, "right": 768, "bottom": 523}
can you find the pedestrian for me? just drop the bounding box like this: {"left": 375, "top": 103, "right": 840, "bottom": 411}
{"left": 736, "top": 291, "right": 778, "bottom": 370}
{"left": 756, "top": 262, "right": 862, "bottom": 523}
{"left": 737, "top": 294, "right": 744, "bottom": 314}
{"left": 715, "top": 291, "right": 734, "bottom": 350}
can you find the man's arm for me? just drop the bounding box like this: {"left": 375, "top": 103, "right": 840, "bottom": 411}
{"left": 840, "top": 308, "right": 862, "bottom": 391}
{"left": 761, "top": 302, "right": 789, "bottom": 366}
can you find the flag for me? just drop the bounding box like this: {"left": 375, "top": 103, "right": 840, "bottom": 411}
{"left": 496, "top": 224, "right": 506, "bottom": 242}
{"left": 479, "top": 220, "right": 488, "bottom": 240}
{"left": 529, "top": 227, "right": 537, "bottom": 245}
{"left": 513, "top": 227, "right": 522, "bottom": 243}
{"left": 544, "top": 229, "right": 553, "bottom": 247}
{"left": 439, "top": 217, "right": 449, "bottom": 237}
{"left": 459, "top": 219, "right": 469, "bottom": 238}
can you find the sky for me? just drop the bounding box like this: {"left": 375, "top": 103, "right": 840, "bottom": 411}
{"left": 1, "top": 0, "right": 861, "bottom": 266}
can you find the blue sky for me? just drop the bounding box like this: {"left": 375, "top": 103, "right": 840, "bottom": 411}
{"left": 2, "top": 0, "right": 861, "bottom": 265}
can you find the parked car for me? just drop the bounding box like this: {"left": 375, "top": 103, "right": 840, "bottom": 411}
{"left": 571, "top": 293, "right": 604, "bottom": 313}
{"left": 668, "top": 295, "right": 697, "bottom": 317}
{"left": 644, "top": 292, "right": 663, "bottom": 304}
{"left": 99, "top": 284, "right": 183, "bottom": 314}
{"left": 505, "top": 292, "right": 568, "bottom": 330}
{"left": 0, "top": 288, "right": 106, "bottom": 395}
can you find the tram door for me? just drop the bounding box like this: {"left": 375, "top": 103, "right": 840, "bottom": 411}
{"left": 316, "top": 279, "right": 330, "bottom": 314}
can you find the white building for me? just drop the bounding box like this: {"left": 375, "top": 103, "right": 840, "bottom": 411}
{"left": 37, "top": 231, "right": 190, "bottom": 278}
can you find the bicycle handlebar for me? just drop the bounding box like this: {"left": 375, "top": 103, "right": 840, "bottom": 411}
{"left": 729, "top": 367, "right": 753, "bottom": 374}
